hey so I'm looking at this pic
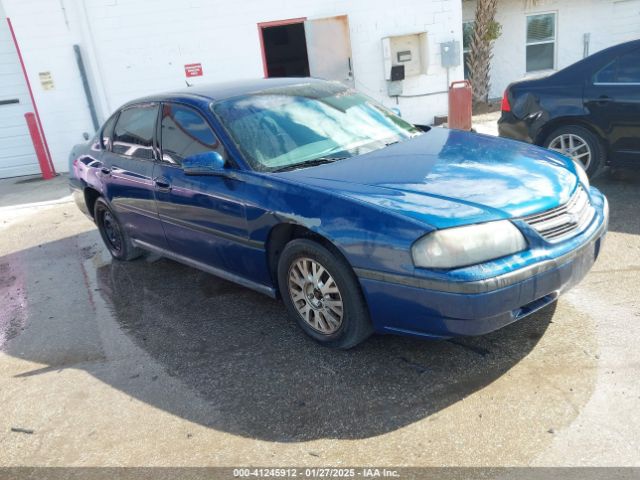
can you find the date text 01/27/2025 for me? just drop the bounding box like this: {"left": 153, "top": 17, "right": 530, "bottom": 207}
{"left": 232, "top": 468, "right": 400, "bottom": 477}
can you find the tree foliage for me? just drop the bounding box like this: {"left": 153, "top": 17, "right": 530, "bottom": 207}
{"left": 467, "top": 0, "right": 502, "bottom": 105}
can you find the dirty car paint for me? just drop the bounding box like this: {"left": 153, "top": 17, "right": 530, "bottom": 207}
{"left": 68, "top": 78, "right": 608, "bottom": 340}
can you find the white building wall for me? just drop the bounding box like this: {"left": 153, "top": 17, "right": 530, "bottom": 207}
{"left": 2, "top": 0, "right": 465, "bottom": 174}
{"left": 0, "top": 0, "right": 97, "bottom": 176}
{"left": 463, "top": 0, "right": 640, "bottom": 99}
{"left": 0, "top": 1, "right": 39, "bottom": 178}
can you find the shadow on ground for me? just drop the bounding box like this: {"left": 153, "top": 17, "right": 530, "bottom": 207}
{"left": 1, "top": 230, "right": 557, "bottom": 442}
{"left": 593, "top": 168, "right": 640, "bottom": 236}
{"left": 95, "top": 251, "right": 554, "bottom": 441}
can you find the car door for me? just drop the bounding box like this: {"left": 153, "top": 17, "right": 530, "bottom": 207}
{"left": 102, "top": 103, "right": 168, "bottom": 249}
{"left": 585, "top": 48, "right": 640, "bottom": 166}
{"left": 153, "top": 102, "right": 251, "bottom": 275}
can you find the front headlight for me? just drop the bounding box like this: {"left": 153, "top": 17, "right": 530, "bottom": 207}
{"left": 412, "top": 220, "right": 528, "bottom": 269}
{"left": 575, "top": 163, "right": 590, "bottom": 189}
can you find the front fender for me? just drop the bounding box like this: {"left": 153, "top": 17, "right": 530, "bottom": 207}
{"left": 240, "top": 172, "right": 432, "bottom": 277}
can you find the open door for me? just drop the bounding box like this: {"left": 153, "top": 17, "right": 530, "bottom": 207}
{"left": 258, "top": 18, "right": 309, "bottom": 78}
{"left": 304, "top": 15, "right": 354, "bottom": 87}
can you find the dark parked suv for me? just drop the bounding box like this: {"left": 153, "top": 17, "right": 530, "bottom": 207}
{"left": 498, "top": 39, "right": 640, "bottom": 177}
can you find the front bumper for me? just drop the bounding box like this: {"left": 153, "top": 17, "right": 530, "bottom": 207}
{"left": 357, "top": 194, "right": 609, "bottom": 339}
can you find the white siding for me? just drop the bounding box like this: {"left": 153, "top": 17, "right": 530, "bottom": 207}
{"left": 463, "top": 0, "right": 640, "bottom": 99}
{"left": 1, "top": 0, "right": 110, "bottom": 175}
{"left": 613, "top": 0, "right": 640, "bottom": 44}
{"left": 0, "top": 5, "right": 38, "bottom": 178}
{"left": 78, "top": 0, "right": 463, "bottom": 124}
{"left": 1, "top": 0, "right": 466, "bottom": 173}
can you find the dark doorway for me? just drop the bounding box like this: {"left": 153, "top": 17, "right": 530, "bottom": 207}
{"left": 259, "top": 21, "right": 310, "bottom": 78}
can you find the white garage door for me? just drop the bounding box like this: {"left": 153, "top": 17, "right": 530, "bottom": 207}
{"left": 0, "top": 18, "right": 38, "bottom": 179}
{"left": 613, "top": 0, "right": 640, "bottom": 44}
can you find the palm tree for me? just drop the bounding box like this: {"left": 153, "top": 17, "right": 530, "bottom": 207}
{"left": 467, "top": 0, "right": 502, "bottom": 106}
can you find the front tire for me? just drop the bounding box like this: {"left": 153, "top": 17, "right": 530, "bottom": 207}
{"left": 277, "top": 239, "right": 373, "bottom": 349}
{"left": 94, "top": 198, "right": 142, "bottom": 261}
{"left": 544, "top": 125, "right": 605, "bottom": 178}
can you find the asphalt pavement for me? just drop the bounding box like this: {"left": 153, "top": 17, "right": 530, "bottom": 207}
{"left": 0, "top": 168, "right": 638, "bottom": 467}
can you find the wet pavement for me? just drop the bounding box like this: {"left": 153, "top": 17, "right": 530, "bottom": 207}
{"left": 0, "top": 172, "right": 639, "bottom": 466}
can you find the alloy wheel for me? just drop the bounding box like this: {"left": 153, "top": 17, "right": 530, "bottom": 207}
{"left": 548, "top": 133, "right": 592, "bottom": 170}
{"left": 288, "top": 257, "right": 344, "bottom": 335}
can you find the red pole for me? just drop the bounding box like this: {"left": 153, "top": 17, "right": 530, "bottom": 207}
{"left": 24, "top": 113, "right": 55, "bottom": 180}
{"left": 7, "top": 17, "right": 56, "bottom": 178}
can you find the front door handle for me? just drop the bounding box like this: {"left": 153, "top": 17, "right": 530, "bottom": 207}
{"left": 595, "top": 95, "right": 612, "bottom": 105}
{"left": 154, "top": 177, "right": 172, "bottom": 192}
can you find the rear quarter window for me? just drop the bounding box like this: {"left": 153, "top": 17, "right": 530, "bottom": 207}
{"left": 100, "top": 114, "right": 118, "bottom": 150}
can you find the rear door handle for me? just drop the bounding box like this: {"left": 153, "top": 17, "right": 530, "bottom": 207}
{"left": 595, "top": 95, "right": 612, "bottom": 105}
{"left": 154, "top": 177, "right": 172, "bottom": 192}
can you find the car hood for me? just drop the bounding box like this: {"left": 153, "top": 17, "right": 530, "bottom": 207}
{"left": 280, "top": 128, "right": 579, "bottom": 229}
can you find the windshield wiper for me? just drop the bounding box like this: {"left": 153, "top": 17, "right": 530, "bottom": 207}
{"left": 273, "top": 156, "right": 347, "bottom": 173}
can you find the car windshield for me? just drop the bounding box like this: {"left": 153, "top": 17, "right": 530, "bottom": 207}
{"left": 212, "top": 83, "right": 421, "bottom": 172}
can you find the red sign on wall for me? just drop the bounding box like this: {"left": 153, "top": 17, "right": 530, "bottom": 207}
{"left": 184, "top": 63, "right": 203, "bottom": 77}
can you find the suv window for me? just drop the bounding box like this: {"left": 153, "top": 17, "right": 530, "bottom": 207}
{"left": 100, "top": 113, "right": 118, "bottom": 150}
{"left": 112, "top": 104, "right": 158, "bottom": 160}
{"left": 594, "top": 50, "right": 640, "bottom": 84}
{"left": 160, "top": 103, "right": 223, "bottom": 165}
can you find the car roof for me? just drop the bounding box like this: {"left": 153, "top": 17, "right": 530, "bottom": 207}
{"left": 121, "top": 77, "right": 330, "bottom": 108}
{"left": 581, "top": 38, "right": 640, "bottom": 65}
{"left": 553, "top": 39, "right": 640, "bottom": 80}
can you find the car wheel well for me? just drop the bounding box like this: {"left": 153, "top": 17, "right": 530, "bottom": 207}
{"left": 535, "top": 119, "right": 605, "bottom": 147}
{"left": 266, "top": 224, "right": 348, "bottom": 296}
{"left": 84, "top": 187, "right": 101, "bottom": 220}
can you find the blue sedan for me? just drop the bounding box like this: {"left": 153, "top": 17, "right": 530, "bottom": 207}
{"left": 69, "top": 78, "right": 608, "bottom": 348}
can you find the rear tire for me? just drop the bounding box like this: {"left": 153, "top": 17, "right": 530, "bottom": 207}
{"left": 544, "top": 125, "right": 605, "bottom": 178}
{"left": 94, "top": 198, "right": 142, "bottom": 261}
{"left": 277, "top": 239, "right": 373, "bottom": 349}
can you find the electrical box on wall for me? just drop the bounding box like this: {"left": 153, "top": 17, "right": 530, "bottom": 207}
{"left": 387, "top": 80, "right": 403, "bottom": 97}
{"left": 382, "top": 32, "right": 428, "bottom": 80}
{"left": 440, "top": 40, "right": 461, "bottom": 68}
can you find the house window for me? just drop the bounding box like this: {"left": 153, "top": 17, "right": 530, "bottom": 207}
{"left": 526, "top": 13, "right": 556, "bottom": 72}
{"left": 463, "top": 21, "right": 474, "bottom": 79}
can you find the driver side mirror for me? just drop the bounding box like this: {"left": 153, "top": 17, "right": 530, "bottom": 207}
{"left": 182, "top": 151, "right": 226, "bottom": 176}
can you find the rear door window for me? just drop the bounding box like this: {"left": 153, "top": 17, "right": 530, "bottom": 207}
{"left": 594, "top": 49, "right": 640, "bottom": 84}
{"left": 112, "top": 104, "right": 158, "bottom": 160}
{"left": 160, "top": 103, "right": 224, "bottom": 165}
{"left": 616, "top": 50, "right": 640, "bottom": 83}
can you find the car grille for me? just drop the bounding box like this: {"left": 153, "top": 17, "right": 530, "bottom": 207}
{"left": 522, "top": 186, "right": 595, "bottom": 243}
